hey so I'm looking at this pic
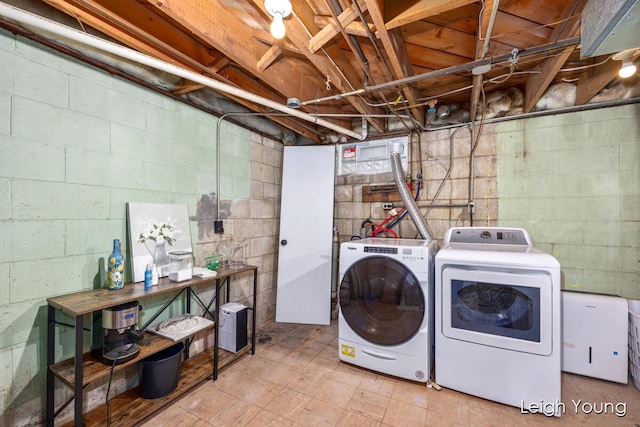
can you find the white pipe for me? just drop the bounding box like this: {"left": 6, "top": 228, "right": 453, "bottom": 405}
{"left": 0, "top": 2, "right": 365, "bottom": 141}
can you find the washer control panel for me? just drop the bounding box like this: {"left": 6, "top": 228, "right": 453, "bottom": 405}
{"left": 445, "top": 227, "right": 531, "bottom": 246}
{"left": 364, "top": 245, "right": 426, "bottom": 261}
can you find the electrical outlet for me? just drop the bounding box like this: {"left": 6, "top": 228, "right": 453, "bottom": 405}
{"left": 383, "top": 203, "right": 393, "bottom": 210}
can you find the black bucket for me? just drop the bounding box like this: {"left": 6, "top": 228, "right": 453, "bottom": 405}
{"left": 139, "top": 342, "right": 184, "bottom": 399}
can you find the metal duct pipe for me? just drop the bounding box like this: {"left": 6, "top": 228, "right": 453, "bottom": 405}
{"left": 390, "top": 142, "right": 432, "bottom": 241}
{"left": 0, "top": 2, "right": 365, "bottom": 141}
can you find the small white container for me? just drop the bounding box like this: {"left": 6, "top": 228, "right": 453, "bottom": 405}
{"left": 168, "top": 251, "right": 193, "bottom": 282}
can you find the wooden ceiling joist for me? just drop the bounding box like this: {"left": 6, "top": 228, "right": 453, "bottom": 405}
{"left": 524, "top": 0, "right": 586, "bottom": 112}
{"left": 385, "top": 0, "right": 478, "bottom": 30}
{"left": 25, "top": 0, "right": 628, "bottom": 142}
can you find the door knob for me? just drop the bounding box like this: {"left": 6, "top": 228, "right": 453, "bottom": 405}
{"left": 280, "top": 239, "right": 287, "bottom": 246}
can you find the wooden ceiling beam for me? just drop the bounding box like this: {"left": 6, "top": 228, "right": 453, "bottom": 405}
{"left": 365, "top": 0, "right": 424, "bottom": 124}
{"left": 574, "top": 57, "right": 620, "bottom": 105}
{"left": 249, "top": 0, "right": 385, "bottom": 133}
{"left": 142, "top": 0, "right": 339, "bottom": 122}
{"left": 322, "top": 0, "right": 376, "bottom": 85}
{"left": 220, "top": 67, "right": 332, "bottom": 141}
{"left": 313, "top": 16, "right": 375, "bottom": 38}
{"left": 44, "top": 0, "right": 326, "bottom": 142}
{"left": 470, "top": 0, "right": 498, "bottom": 122}
{"left": 257, "top": 45, "right": 283, "bottom": 72}
{"left": 524, "top": 0, "right": 586, "bottom": 112}
{"left": 251, "top": 30, "right": 304, "bottom": 56}
{"left": 385, "top": 0, "right": 477, "bottom": 30}
{"left": 65, "top": 0, "right": 220, "bottom": 64}
{"left": 173, "top": 58, "right": 230, "bottom": 95}
{"left": 38, "top": 0, "right": 603, "bottom": 141}
{"left": 309, "top": 1, "right": 368, "bottom": 53}
{"left": 41, "top": 0, "right": 184, "bottom": 66}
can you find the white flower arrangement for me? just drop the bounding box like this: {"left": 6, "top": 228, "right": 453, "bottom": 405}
{"left": 137, "top": 218, "right": 179, "bottom": 245}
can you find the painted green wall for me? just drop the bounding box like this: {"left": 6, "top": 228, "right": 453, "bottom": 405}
{"left": 0, "top": 28, "right": 254, "bottom": 425}
{"left": 497, "top": 104, "right": 640, "bottom": 299}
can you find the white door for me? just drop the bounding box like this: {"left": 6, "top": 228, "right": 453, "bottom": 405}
{"left": 275, "top": 145, "right": 335, "bottom": 325}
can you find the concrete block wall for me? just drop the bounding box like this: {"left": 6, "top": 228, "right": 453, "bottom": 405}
{"left": 0, "top": 29, "right": 282, "bottom": 425}
{"left": 497, "top": 104, "right": 640, "bottom": 299}
{"left": 334, "top": 128, "right": 498, "bottom": 244}
{"left": 337, "top": 105, "right": 640, "bottom": 300}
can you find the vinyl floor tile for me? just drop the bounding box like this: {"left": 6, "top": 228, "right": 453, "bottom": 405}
{"left": 144, "top": 320, "right": 640, "bottom": 426}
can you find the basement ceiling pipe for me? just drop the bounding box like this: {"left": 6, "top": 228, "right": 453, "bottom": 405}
{"left": 390, "top": 141, "right": 432, "bottom": 241}
{"left": 301, "top": 36, "right": 580, "bottom": 107}
{"left": 0, "top": 2, "right": 365, "bottom": 141}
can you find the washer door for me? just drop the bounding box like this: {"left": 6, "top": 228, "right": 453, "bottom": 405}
{"left": 339, "top": 256, "right": 425, "bottom": 346}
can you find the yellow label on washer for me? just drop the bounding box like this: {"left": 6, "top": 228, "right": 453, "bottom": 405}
{"left": 341, "top": 344, "right": 356, "bottom": 358}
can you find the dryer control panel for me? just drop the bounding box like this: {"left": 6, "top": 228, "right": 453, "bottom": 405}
{"left": 445, "top": 227, "right": 532, "bottom": 246}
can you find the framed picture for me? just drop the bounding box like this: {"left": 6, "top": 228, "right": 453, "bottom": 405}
{"left": 127, "top": 202, "right": 192, "bottom": 282}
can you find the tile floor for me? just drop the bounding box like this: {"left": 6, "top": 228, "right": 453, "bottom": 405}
{"left": 142, "top": 321, "right": 640, "bottom": 426}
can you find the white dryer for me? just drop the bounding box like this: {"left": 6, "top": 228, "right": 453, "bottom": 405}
{"left": 338, "top": 238, "right": 438, "bottom": 383}
{"left": 435, "top": 227, "right": 561, "bottom": 416}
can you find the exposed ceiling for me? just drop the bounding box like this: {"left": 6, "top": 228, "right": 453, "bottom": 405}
{"left": 1, "top": 0, "right": 639, "bottom": 144}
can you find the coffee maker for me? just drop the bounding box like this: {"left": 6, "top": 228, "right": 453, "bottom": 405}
{"left": 102, "top": 301, "right": 143, "bottom": 363}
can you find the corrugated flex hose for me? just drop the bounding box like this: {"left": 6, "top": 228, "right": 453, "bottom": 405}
{"left": 390, "top": 142, "right": 433, "bottom": 241}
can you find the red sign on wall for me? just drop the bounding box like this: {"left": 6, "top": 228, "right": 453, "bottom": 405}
{"left": 342, "top": 147, "right": 356, "bottom": 160}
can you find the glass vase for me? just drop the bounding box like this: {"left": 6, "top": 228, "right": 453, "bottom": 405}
{"left": 229, "top": 239, "right": 245, "bottom": 269}
{"left": 107, "top": 239, "right": 125, "bottom": 290}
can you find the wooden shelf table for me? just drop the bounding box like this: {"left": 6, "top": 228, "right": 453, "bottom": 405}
{"left": 46, "top": 265, "right": 258, "bottom": 427}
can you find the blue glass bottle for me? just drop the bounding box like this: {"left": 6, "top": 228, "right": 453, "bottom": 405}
{"left": 107, "top": 239, "right": 125, "bottom": 290}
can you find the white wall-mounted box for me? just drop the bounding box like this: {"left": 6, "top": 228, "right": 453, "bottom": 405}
{"left": 337, "top": 136, "right": 408, "bottom": 175}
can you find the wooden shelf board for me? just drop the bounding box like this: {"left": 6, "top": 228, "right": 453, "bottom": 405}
{"left": 47, "top": 265, "right": 257, "bottom": 317}
{"left": 50, "top": 333, "right": 183, "bottom": 387}
{"left": 59, "top": 348, "right": 251, "bottom": 427}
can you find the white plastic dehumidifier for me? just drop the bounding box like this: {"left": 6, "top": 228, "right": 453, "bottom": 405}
{"left": 561, "top": 291, "right": 628, "bottom": 383}
{"left": 219, "top": 302, "right": 248, "bottom": 353}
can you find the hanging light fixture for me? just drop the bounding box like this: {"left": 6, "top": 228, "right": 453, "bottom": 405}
{"left": 613, "top": 48, "right": 638, "bottom": 79}
{"left": 619, "top": 57, "right": 636, "bottom": 78}
{"left": 264, "top": 0, "right": 292, "bottom": 39}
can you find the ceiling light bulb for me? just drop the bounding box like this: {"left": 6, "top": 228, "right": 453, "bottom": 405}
{"left": 619, "top": 60, "right": 637, "bottom": 78}
{"left": 265, "top": 0, "right": 291, "bottom": 39}
{"left": 270, "top": 12, "right": 286, "bottom": 39}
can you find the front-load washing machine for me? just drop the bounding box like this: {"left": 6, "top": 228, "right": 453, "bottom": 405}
{"left": 435, "top": 227, "right": 561, "bottom": 416}
{"left": 338, "top": 238, "right": 438, "bottom": 383}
